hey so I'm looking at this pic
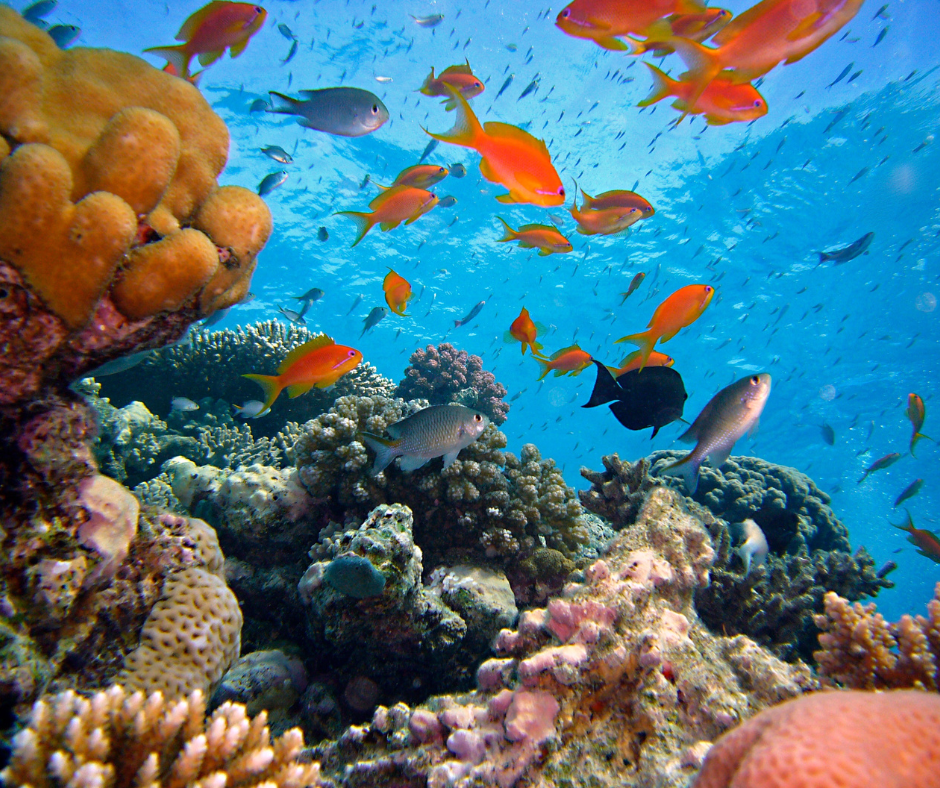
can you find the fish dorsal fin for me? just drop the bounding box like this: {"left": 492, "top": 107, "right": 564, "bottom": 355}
{"left": 386, "top": 417, "right": 409, "bottom": 440}
{"left": 482, "top": 121, "right": 547, "bottom": 154}
{"left": 176, "top": 1, "right": 217, "bottom": 41}
{"left": 441, "top": 62, "right": 474, "bottom": 76}
{"left": 550, "top": 344, "right": 581, "bottom": 360}
{"left": 711, "top": 2, "right": 768, "bottom": 46}
{"left": 579, "top": 188, "right": 596, "bottom": 209}
{"left": 278, "top": 334, "right": 335, "bottom": 373}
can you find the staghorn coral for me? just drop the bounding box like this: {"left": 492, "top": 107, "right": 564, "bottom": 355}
{"left": 97, "top": 321, "right": 395, "bottom": 438}
{"left": 813, "top": 583, "right": 940, "bottom": 690}
{"left": 1, "top": 684, "right": 321, "bottom": 788}
{"left": 692, "top": 689, "right": 940, "bottom": 788}
{"left": 396, "top": 342, "right": 509, "bottom": 425}
{"left": 580, "top": 453, "right": 891, "bottom": 662}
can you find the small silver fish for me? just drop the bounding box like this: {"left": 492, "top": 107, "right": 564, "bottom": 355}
{"left": 201, "top": 307, "right": 230, "bottom": 327}
{"left": 171, "top": 397, "right": 200, "bottom": 412}
{"left": 83, "top": 350, "right": 152, "bottom": 378}
{"left": 277, "top": 305, "right": 307, "bottom": 325}
{"left": 894, "top": 479, "right": 924, "bottom": 508}
{"left": 733, "top": 519, "right": 768, "bottom": 575}
{"left": 22, "top": 0, "right": 56, "bottom": 24}
{"left": 277, "top": 23, "right": 296, "bottom": 40}
{"left": 661, "top": 374, "right": 772, "bottom": 493}
{"left": 258, "top": 170, "right": 288, "bottom": 196}
{"left": 361, "top": 306, "right": 386, "bottom": 336}
{"left": 359, "top": 404, "right": 488, "bottom": 474}
{"left": 496, "top": 74, "right": 514, "bottom": 100}
{"left": 449, "top": 163, "right": 467, "bottom": 178}
{"left": 411, "top": 13, "right": 444, "bottom": 28}
{"left": 266, "top": 88, "right": 389, "bottom": 137}
{"left": 375, "top": 75, "right": 393, "bottom": 83}
{"left": 232, "top": 400, "right": 267, "bottom": 419}
{"left": 48, "top": 24, "right": 80, "bottom": 48}
{"left": 249, "top": 98, "right": 271, "bottom": 114}
{"left": 455, "top": 300, "right": 486, "bottom": 328}
{"left": 347, "top": 293, "right": 364, "bottom": 315}
{"left": 261, "top": 145, "right": 293, "bottom": 163}
{"left": 438, "top": 195, "right": 457, "bottom": 208}
{"left": 293, "top": 287, "right": 324, "bottom": 305}
{"left": 282, "top": 39, "right": 298, "bottom": 64}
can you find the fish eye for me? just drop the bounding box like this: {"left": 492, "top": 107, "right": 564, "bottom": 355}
{"left": 750, "top": 376, "right": 760, "bottom": 385}
{"left": 474, "top": 414, "right": 483, "bottom": 422}
{"left": 754, "top": 100, "right": 763, "bottom": 107}
{"left": 372, "top": 104, "right": 379, "bottom": 114}
{"left": 254, "top": 5, "right": 263, "bottom": 11}
{"left": 705, "top": 286, "right": 713, "bottom": 292}
{"left": 560, "top": 9, "right": 570, "bottom": 18}
{"left": 558, "top": 186, "right": 565, "bottom": 195}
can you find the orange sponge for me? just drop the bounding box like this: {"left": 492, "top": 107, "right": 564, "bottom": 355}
{"left": 693, "top": 689, "right": 940, "bottom": 788}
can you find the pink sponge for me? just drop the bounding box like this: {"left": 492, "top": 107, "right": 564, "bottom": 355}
{"left": 693, "top": 690, "right": 940, "bottom": 788}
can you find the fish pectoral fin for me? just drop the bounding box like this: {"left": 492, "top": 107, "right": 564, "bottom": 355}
{"left": 594, "top": 35, "right": 630, "bottom": 51}
{"left": 287, "top": 381, "right": 315, "bottom": 398}
{"left": 747, "top": 418, "right": 760, "bottom": 438}
{"left": 478, "top": 156, "right": 500, "bottom": 184}
{"left": 198, "top": 49, "right": 225, "bottom": 66}
{"left": 399, "top": 455, "right": 431, "bottom": 472}
{"left": 660, "top": 453, "right": 701, "bottom": 494}
{"left": 441, "top": 450, "right": 461, "bottom": 469}
{"left": 380, "top": 220, "right": 403, "bottom": 231}
{"left": 495, "top": 193, "right": 520, "bottom": 204}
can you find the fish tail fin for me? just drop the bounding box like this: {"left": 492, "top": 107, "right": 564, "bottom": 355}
{"left": 660, "top": 452, "right": 701, "bottom": 494}
{"left": 667, "top": 37, "right": 721, "bottom": 114}
{"left": 496, "top": 216, "right": 517, "bottom": 242}
{"left": 358, "top": 432, "right": 399, "bottom": 475}
{"left": 911, "top": 432, "right": 933, "bottom": 456}
{"left": 266, "top": 91, "right": 299, "bottom": 115}
{"left": 818, "top": 251, "right": 833, "bottom": 264}
{"left": 423, "top": 85, "right": 483, "bottom": 148}
{"left": 638, "top": 62, "right": 675, "bottom": 107}
{"left": 583, "top": 361, "right": 619, "bottom": 409}
{"left": 144, "top": 44, "right": 192, "bottom": 78}
{"left": 336, "top": 210, "right": 376, "bottom": 247}
{"left": 530, "top": 340, "right": 546, "bottom": 358}
{"left": 535, "top": 356, "right": 552, "bottom": 381}
{"left": 613, "top": 330, "right": 654, "bottom": 370}
{"left": 242, "top": 373, "right": 283, "bottom": 417}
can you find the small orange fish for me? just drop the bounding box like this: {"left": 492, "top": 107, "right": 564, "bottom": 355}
{"left": 638, "top": 63, "right": 767, "bottom": 125}
{"left": 570, "top": 188, "right": 654, "bottom": 236}
{"left": 615, "top": 284, "right": 714, "bottom": 370}
{"left": 336, "top": 185, "right": 439, "bottom": 247}
{"left": 536, "top": 345, "right": 593, "bottom": 381}
{"left": 497, "top": 217, "right": 572, "bottom": 256}
{"left": 892, "top": 510, "right": 940, "bottom": 565}
{"left": 425, "top": 86, "right": 565, "bottom": 207}
{"left": 383, "top": 268, "right": 412, "bottom": 316}
{"left": 907, "top": 393, "right": 933, "bottom": 457}
{"left": 383, "top": 164, "right": 449, "bottom": 190}
{"left": 505, "top": 307, "right": 547, "bottom": 357}
{"left": 419, "top": 61, "right": 485, "bottom": 110}
{"left": 607, "top": 349, "right": 674, "bottom": 376}
{"left": 144, "top": 1, "right": 267, "bottom": 79}
{"left": 555, "top": 0, "right": 706, "bottom": 51}
{"left": 243, "top": 334, "right": 362, "bottom": 416}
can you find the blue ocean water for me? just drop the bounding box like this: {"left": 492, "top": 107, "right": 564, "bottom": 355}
{"left": 56, "top": 0, "right": 939, "bottom": 621}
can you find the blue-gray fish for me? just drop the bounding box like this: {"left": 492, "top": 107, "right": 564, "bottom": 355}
{"left": 450, "top": 163, "right": 467, "bottom": 178}
{"left": 23, "top": 0, "right": 55, "bottom": 24}
{"left": 361, "top": 306, "right": 386, "bottom": 336}
{"left": 171, "top": 397, "right": 200, "bottom": 412}
{"left": 323, "top": 554, "right": 386, "bottom": 598}
{"left": 439, "top": 195, "right": 458, "bottom": 208}
{"left": 249, "top": 98, "right": 271, "bottom": 114}
{"left": 83, "top": 349, "right": 152, "bottom": 378}
{"left": 411, "top": 13, "right": 443, "bottom": 27}
{"left": 277, "top": 305, "right": 306, "bottom": 325}
{"left": 232, "top": 400, "right": 266, "bottom": 419}
{"left": 266, "top": 88, "right": 389, "bottom": 137}
{"left": 48, "top": 24, "right": 80, "bottom": 48}
{"left": 660, "top": 374, "right": 772, "bottom": 493}
{"left": 317, "top": 226, "right": 329, "bottom": 242}
{"left": 894, "top": 478, "right": 923, "bottom": 508}
{"left": 359, "top": 404, "right": 489, "bottom": 474}
{"left": 258, "top": 171, "right": 288, "bottom": 196}
{"left": 455, "top": 299, "right": 486, "bottom": 327}
{"left": 282, "top": 39, "right": 298, "bottom": 64}
{"left": 818, "top": 232, "right": 873, "bottom": 264}
{"left": 261, "top": 145, "right": 292, "bottom": 163}
{"left": 293, "top": 287, "right": 324, "bottom": 305}
{"left": 277, "top": 23, "right": 296, "bottom": 40}
{"left": 418, "top": 139, "right": 439, "bottom": 163}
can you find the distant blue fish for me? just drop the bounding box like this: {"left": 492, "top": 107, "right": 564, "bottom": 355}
{"left": 818, "top": 232, "right": 874, "bottom": 264}
{"left": 277, "top": 23, "right": 296, "bottom": 40}
{"left": 518, "top": 75, "right": 539, "bottom": 100}
{"left": 418, "top": 139, "right": 439, "bottom": 163}
{"left": 347, "top": 294, "right": 363, "bottom": 315}
{"left": 258, "top": 171, "right": 288, "bottom": 196}
{"left": 22, "top": 0, "right": 55, "bottom": 24}
{"left": 454, "top": 300, "right": 486, "bottom": 328}
{"left": 873, "top": 27, "right": 889, "bottom": 47}
{"left": 361, "top": 306, "right": 387, "bottom": 336}
{"left": 249, "top": 98, "right": 271, "bottom": 114}
{"left": 48, "top": 24, "right": 80, "bottom": 48}
{"left": 282, "top": 39, "right": 298, "bottom": 64}
{"left": 826, "top": 63, "right": 853, "bottom": 89}
{"left": 495, "top": 74, "right": 514, "bottom": 100}
{"left": 411, "top": 13, "right": 443, "bottom": 28}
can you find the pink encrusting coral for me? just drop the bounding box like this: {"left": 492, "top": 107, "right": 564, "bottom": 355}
{"left": 692, "top": 689, "right": 940, "bottom": 788}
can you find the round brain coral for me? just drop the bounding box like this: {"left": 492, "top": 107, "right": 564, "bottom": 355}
{"left": 692, "top": 689, "right": 940, "bottom": 788}
{"left": 0, "top": 7, "right": 272, "bottom": 403}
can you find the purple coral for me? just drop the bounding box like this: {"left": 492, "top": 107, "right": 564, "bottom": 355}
{"left": 397, "top": 342, "right": 509, "bottom": 424}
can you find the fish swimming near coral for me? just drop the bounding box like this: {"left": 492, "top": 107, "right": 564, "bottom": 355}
{"left": 818, "top": 231, "right": 874, "bottom": 264}
{"left": 361, "top": 306, "right": 387, "bottom": 336}
{"left": 857, "top": 451, "right": 902, "bottom": 484}
{"left": 583, "top": 361, "right": 687, "bottom": 437}
{"left": 243, "top": 334, "right": 362, "bottom": 416}
{"left": 383, "top": 268, "right": 412, "bottom": 316}
{"left": 359, "top": 404, "right": 489, "bottom": 474}
{"left": 171, "top": 397, "right": 199, "bottom": 412}
{"left": 906, "top": 393, "right": 932, "bottom": 457}
{"left": 266, "top": 87, "right": 390, "bottom": 137}
{"left": 232, "top": 399, "right": 266, "bottom": 419}
{"left": 277, "top": 305, "right": 307, "bottom": 325}
{"left": 660, "top": 373, "right": 772, "bottom": 493}
{"left": 261, "top": 145, "right": 292, "bottom": 163}
{"left": 455, "top": 300, "right": 487, "bottom": 328}
{"left": 733, "top": 518, "right": 768, "bottom": 575}
{"left": 292, "top": 287, "right": 324, "bottom": 308}
{"left": 891, "top": 510, "right": 940, "bottom": 564}
{"left": 258, "top": 170, "right": 288, "bottom": 196}
{"left": 505, "top": 306, "right": 547, "bottom": 357}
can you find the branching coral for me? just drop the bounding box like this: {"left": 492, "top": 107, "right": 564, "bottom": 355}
{"left": 813, "top": 583, "right": 940, "bottom": 690}
{"left": 396, "top": 342, "right": 509, "bottom": 425}
{"left": 1, "top": 684, "right": 321, "bottom": 788}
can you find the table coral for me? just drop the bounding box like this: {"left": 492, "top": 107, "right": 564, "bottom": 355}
{"left": 1, "top": 684, "right": 321, "bottom": 788}
{"left": 691, "top": 689, "right": 940, "bottom": 788}
{"left": 397, "top": 342, "right": 510, "bottom": 424}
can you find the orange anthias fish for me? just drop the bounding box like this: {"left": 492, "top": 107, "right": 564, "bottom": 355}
{"left": 505, "top": 307, "right": 547, "bottom": 357}
{"left": 336, "top": 185, "right": 439, "bottom": 247}
{"left": 907, "top": 393, "right": 933, "bottom": 457}
{"left": 145, "top": 1, "right": 267, "bottom": 79}
{"left": 892, "top": 510, "right": 940, "bottom": 565}
{"left": 555, "top": 0, "right": 706, "bottom": 51}
{"left": 570, "top": 188, "right": 655, "bottom": 236}
{"left": 607, "top": 349, "right": 674, "bottom": 376}
{"left": 638, "top": 63, "right": 767, "bottom": 125}
{"left": 615, "top": 284, "right": 714, "bottom": 370}
{"left": 536, "top": 345, "right": 593, "bottom": 380}
{"left": 384, "top": 164, "right": 449, "bottom": 190}
{"left": 425, "top": 86, "right": 565, "bottom": 207}
{"left": 243, "top": 335, "right": 362, "bottom": 416}
{"left": 497, "top": 217, "right": 572, "bottom": 256}
{"left": 419, "top": 61, "right": 485, "bottom": 110}
{"left": 668, "top": 0, "right": 865, "bottom": 109}
{"left": 383, "top": 268, "right": 412, "bottom": 316}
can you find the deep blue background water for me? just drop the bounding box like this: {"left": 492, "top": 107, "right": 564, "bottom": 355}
{"left": 32, "top": 0, "right": 940, "bottom": 621}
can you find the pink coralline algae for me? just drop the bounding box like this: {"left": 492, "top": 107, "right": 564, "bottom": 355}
{"left": 396, "top": 342, "right": 510, "bottom": 424}
{"left": 76, "top": 474, "right": 140, "bottom": 586}
{"left": 692, "top": 689, "right": 940, "bottom": 788}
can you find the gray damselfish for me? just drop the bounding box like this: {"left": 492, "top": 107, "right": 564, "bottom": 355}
{"left": 266, "top": 88, "right": 390, "bottom": 137}
{"left": 323, "top": 554, "right": 386, "bottom": 598}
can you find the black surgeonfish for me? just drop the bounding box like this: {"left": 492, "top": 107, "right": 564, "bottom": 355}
{"left": 582, "top": 361, "right": 687, "bottom": 437}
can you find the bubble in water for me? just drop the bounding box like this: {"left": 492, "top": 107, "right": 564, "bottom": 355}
{"left": 915, "top": 292, "right": 937, "bottom": 313}
{"left": 548, "top": 387, "right": 566, "bottom": 407}
{"left": 819, "top": 384, "right": 836, "bottom": 402}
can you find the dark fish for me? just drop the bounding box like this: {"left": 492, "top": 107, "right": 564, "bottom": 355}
{"left": 582, "top": 361, "right": 686, "bottom": 438}
{"left": 258, "top": 170, "right": 288, "bottom": 196}
{"left": 361, "top": 306, "right": 387, "bottom": 336}
{"left": 848, "top": 167, "right": 869, "bottom": 184}
{"left": 496, "top": 74, "right": 514, "bottom": 100}
{"left": 518, "top": 75, "right": 540, "bottom": 100}
{"left": 826, "top": 63, "right": 853, "bottom": 89}
{"left": 418, "top": 139, "right": 439, "bottom": 163}
{"left": 249, "top": 98, "right": 271, "bottom": 114}
{"left": 454, "top": 300, "right": 486, "bottom": 328}
{"left": 201, "top": 308, "right": 230, "bottom": 327}
{"left": 821, "top": 423, "right": 835, "bottom": 445}
{"left": 438, "top": 195, "right": 458, "bottom": 208}
{"left": 893, "top": 478, "right": 923, "bottom": 508}
{"left": 277, "top": 305, "right": 306, "bottom": 325}
{"left": 293, "top": 287, "right": 324, "bottom": 304}
{"left": 847, "top": 70, "right": 863, "bottom": 84}
{"left": 83, "top": 349, "right": 153, "bottom": 378}
{"left": 450, "top": 163, "right": 467, "bottom": 178}
{"left": 282, "top": 39, "right": 298, "bottom": 64}
{"left": 824, "top": 108, "right": 849, "bottom": 134}
{"left": 871, "top": 4, "right": 888, "bottom": 20}
{"left": 620, "top": 272, "right": 645, "bottom": 304}
{"left": 360, "top": 173, "right": 371, "bottom": 189}
{"left": 267, "top": 88, "right": 389, "bottom": 137}
{"left": 22, "top": 0, "right": 56, "bottom": 24}
{"left": 873, "top": 27, "right": 888, "bottom": 46}
{"left": 261, "top": 145, "right": 293, "bottom": 163}
{"left": 48, "top": 24, "right": 80, "bottom": 48}
{"left": 317, "top": 226, "right": 329, "bottom": 242}
{"left": 818, "top": 232, "right": 874, "bottom": 264}
{"left": 277, "top": 23, "right": 296, "bottom": 40}
{"left": 411, "top": 13, "right": 444, "bottom": 28}
{"left": 857, "top": 451, "right": 902, "bottom": 484}
{"left": 347, "top": 294, "right": 363, "bottom": 315}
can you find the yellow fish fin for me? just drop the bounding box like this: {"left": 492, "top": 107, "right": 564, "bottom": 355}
{"left": 549, "top": 344, "right": 581, "bottom": 360}
{"left": 380, "top": 219, "right": 404, "bottom": 231}
{"left": 495, "top": 193, "right": 519, "bottom": 204}
{"left": 229, "top": 36, "right": 250, "bottom": 57}
{"left": 278, "top": 335, "right": 335, "bottom": 374}
{"left": 441, "top": 62, "right": 474, "bottom": 76}
{"left": 535, "top": 356, "right": 552, "bottom": 381}
{"left": 418, "top": 66, "right": 436, "bottom": 94}
{"left": 242, "top": 373, "right": 283, "bottom": 416}
{"left": 143, "top": 44, "right": 191, "bottom": 77}
{"left": 336, "top": 210, "right": 377, "bottom": 247}
{"left": 287, "top": 381, "right": 316, "bottom": 398}
{"left": 496, "top": 216, "right": 517, "bottom": 241}
{"left": 638, "top": 63, "right": 676, "bottom": 107}
{"left": 786, "top": 11, "right": 824, "bottom": 41}
{"left": 198, "top": 49, "right": 225, "bottom": 66}
{"left": 423, "top": 85, "right": 484, "bottom": 148}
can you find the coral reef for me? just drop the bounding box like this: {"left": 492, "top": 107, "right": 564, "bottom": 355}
{"left": 309, "top": 488, "right": 815, "bottom": 788}
{"left": 97, "top": 321, "right": 395, "bottom": 438}
{"left": 1, "top": 684, "right": 321, "bottom": 788}
{"left": 580, "top": 453, "right": 892, "bottom": 661}
{"left": 813, "top": 583, "right": 940, "bottom": 690}
{"left": 396, "top": 342, "right": 510, "bottom": 425}
{"left": 692, "top": 689, "right": 940, "bottom": 788}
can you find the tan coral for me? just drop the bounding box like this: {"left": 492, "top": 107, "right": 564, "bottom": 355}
{"left": 0, "top": 684, "right": 321, "bottom": 788}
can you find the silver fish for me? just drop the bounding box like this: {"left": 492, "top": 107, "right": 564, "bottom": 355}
{"left": 171, "top": 397, "right": 200, "bottom": 412}
{"left": 293, "top": 287, "right": 324, "bottom": 304}
{"left": 261, "top": 145, "right": 293, "bottom": 163}
{"left": 818, "top": 232, "right": 873, "bottom": 264}
{"left": 258, "top": 170, "right": 288, "bottom": 196}
{"left": 411, "top": 13, "right": 444, "bottom": 27}
{"left": 277, "top": 305, "right": 307, "bottom": 325}
{"left": 232, "top": 400, "right": 266, "bottom": 419}
{"left": 277, "top": 23, "right": 296, "bottom": 40}
{"left": 733, "top": 519, "right": 768, "bottom": 575}
{"left": 249, "top": 98, "right": 271, "bottom": 114}
{"left": 455, "top": 299, "right": 486, "bottom": 328}
{"left": 266, "top": 88, "right": 389, "bottom": 137}
{"left": 48, "top": 24, "right": 80, "bottom": 48}
{"left": 361, "top": 306, "right": 386, "bottom": 336}
{"left": 450, "top": 163, "right": 467, "bottom": 178}
{"left": 202, "top": 307, "right": 230, "bottom": 327}
{"left": 83, "top": 349, "right": 152, "bottom": 378}
{"left": 438, "top": 195, "right": 457, "bottom": 208}
{"left": 282, "top": 39, "right": 298, "bottom": 64}
{"left": 661, "top": 373, "right": 772, "bottom": 493}
{"left": 23, "top": 0, "right": 56, "bottom": 24}
{"left": 359, "top": 404, "right": 489, "bottom": 474}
